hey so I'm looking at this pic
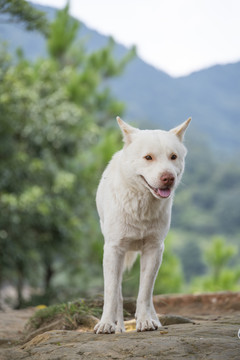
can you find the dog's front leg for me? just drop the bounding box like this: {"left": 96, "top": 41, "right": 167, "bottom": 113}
{"left": 94, "top": 243, "right": 125, "bottom": 334}
{"left": 135, "top": 242, "right": 164, "bottom": 332}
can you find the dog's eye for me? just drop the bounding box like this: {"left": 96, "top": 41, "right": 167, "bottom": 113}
{"left": 144, "top": 155, "right": 153, "bottom": 161}
{"left": 170, "top": 153, "right": 177, "bottom": 160}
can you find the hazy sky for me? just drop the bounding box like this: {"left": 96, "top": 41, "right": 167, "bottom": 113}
{"left": 29, "top": 0, "right": 240, "bottom": 77}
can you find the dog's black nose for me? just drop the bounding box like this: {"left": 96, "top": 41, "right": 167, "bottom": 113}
{"left": 160, "top": 172, "right": 175, "bottom": 186}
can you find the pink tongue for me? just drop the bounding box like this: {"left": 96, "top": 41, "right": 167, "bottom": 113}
{"left": 157, "top": 188, "right": 171, "bottom": 198}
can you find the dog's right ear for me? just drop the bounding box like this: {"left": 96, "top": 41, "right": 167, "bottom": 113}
{"left": 116, "top": 117, "right": 139, "bottom": 145}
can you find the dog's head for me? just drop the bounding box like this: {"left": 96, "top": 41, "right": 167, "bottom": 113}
{"left": 117, "top": 117, "right": 191, "bottom": 200}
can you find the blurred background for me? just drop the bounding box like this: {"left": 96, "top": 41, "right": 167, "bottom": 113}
{"left": 0, "top": 0, "right": 239, "bottom": 309}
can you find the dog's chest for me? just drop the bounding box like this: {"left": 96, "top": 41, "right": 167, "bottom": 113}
{"left": 118, "top": 191, "right": 171, "bottom": 245}
{"left": 120, "top": 189, "right": 169, "bottom": 219}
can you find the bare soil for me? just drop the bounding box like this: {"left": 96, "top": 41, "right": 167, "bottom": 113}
{"left": 0, "top": 292, "right": 239, "bottom": 360}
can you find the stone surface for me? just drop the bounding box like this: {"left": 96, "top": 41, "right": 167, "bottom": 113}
{"left": 0, "top": 292, "right": 240, "bottom": 360}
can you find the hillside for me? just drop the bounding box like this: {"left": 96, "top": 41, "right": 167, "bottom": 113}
{"left": 112, "top": 59, "right": 240, "bottom": 153}
{"left": 0, "top": 3, "right": 239, "bottom": 153}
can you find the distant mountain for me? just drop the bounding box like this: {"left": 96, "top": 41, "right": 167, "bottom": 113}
{"left": 0, "top": 3, "right": 239, "bottom": 154}
{"left": 112, "top": 58, "right": 240, "bottom": 153}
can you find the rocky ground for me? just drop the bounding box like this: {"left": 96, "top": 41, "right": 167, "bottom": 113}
{"left": 0, "top": 292, "right": 239, "bottom": 360}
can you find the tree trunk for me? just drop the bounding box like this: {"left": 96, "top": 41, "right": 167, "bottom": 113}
{"left": 44, "top": 262, "right": 54, "bottom": 294}
{"left": 16, "top": 262, "right": 24, "bottom": 309}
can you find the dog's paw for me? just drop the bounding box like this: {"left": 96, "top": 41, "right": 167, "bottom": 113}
{"left": 136, "top": 318, "right": 160, "bottom": 332}
{"left": 116, "top": 323, "right": 125, "bottom": 333}
{"left": 94, "top": 321, "right": 116, "bottom": 334}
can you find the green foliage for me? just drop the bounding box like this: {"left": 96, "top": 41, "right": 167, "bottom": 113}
{"left": 0, "top": 4, "right": 134, "bottom": 307}
{"left": 47, "top": 2, "right": 79, "bottom": 61}
{"left": 28, "top": 299, "right": 102, "bottom": 330}
{"left": 204, "top": 236, "right": 236, "bottom": 278}
{"left": 0, "top": 55, "right": 84, "bottom": 306}
{"left": 177, "top": 239, "right": 206, "bottom": 282}
{"left": 173, "top": 140, "right": 240, "bottom": 237}
{"left": 0, "top": 0, "right": 49, "bottom": 35}
{"left": 154, "top": 234, "right": 184, "bottom": 294}
{"left": 190, "top": 236, "right": 240, "bottom": 292}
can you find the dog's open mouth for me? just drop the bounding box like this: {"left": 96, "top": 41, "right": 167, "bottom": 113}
{"left": 140, "top": 176, "right": 171, "bottom": 199}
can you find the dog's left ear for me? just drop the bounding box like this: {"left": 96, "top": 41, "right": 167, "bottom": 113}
{"left": 170, "top": 117, "right": 191, "bottom": 141}
{"left": 116, "top": 116, "right": 139, "bottom": 145}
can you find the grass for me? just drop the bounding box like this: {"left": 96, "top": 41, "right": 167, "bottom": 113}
{"left": 27, "top": 299, "right": 102, "bottom": 331}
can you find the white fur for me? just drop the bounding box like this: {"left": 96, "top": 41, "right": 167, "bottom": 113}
{"left": 94, "top": 117, "right": 191, "bottom": 334}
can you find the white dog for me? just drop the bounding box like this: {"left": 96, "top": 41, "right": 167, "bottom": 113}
{"left": 94, "top": 117, "right": 191, "bottom": 334}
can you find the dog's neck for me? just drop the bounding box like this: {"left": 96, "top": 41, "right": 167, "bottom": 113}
{"left": 113, "top": 160, "right": 173, "bottom": 222}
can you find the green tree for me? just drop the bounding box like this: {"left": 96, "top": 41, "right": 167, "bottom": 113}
{"left": 47, "top": 1, "right": 79, "bottom": 64}
{"left": 190, "top": 236, "right": 240, "bottom": 292}
{"left": 47, "top": 4, "right": 135, "bottom": 121}
{"left": 0, "top": 4, "right": 134, "bottom": 307}
{"left": 0, "top": 0, "right": 49, "bottom": 35}
{"left": 173, "top": 138, "right": 240, "bottom": 238}
{"left": 0, "top": 54, "right": 84, "bottom": 306}
{"left": 177, "top": 240, "right": 206, "bottom": 282}
{"left": 154, "top": 234, "right": 184, "bottom": 294}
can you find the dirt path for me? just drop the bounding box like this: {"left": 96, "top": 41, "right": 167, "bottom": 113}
{"left": 0, "top": 292, "right": 240, "bottom": 360}
{"left": 0, "top": 307, "right": 35, "bottom": 345}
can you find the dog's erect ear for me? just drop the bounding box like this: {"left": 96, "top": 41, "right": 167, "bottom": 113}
{"left": 170, "top": 117, "right": 191, "bottom": 141}
{"left": 116, "top": 116, "right": 139, "bottom": 145}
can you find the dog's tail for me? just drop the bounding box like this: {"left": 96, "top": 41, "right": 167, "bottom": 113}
{"left": 123, "top": 251, "right": 139, "bottom": 272}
